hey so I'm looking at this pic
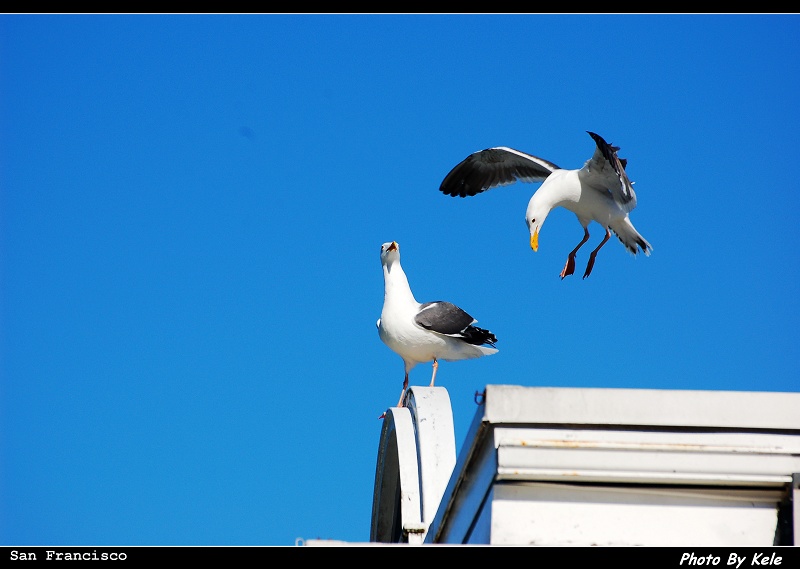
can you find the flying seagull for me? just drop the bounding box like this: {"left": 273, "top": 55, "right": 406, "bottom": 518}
{"left": 377, "top": 241, "right": 498, "bottom": 411}
{"left": 439, "top": 131, "right": 652, "bottom": 279}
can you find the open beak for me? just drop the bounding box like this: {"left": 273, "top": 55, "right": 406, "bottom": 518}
{"left": 530, "top": 229, "right": 539, "bottom": 252}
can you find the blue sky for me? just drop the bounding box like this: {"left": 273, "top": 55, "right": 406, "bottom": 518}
{"left": 1, "top": 14, "right": 798, "bottom": 546}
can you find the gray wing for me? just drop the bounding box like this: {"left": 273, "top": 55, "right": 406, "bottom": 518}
{"left": 581, "top": 131, "right": 637, "bottom": 212}
{"left": 440, "top": 147, "right": 560, "bottom": 198}
{"left": 415, "top": 301, "right": 475, "bottom": 336}
{"left": 415, "top": 302, "right": 497, "bottom": 347}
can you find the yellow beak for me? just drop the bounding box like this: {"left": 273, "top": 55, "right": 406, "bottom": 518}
{"left": 530, "top": 229, "right": 539, "bottom": 252}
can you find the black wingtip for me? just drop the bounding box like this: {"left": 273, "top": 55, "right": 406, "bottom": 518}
{"left": 587, "top": 131, "right": 626, "bottom": 169}
{"left": 439, "top": 179, "right": 471, "bottom": 198}
{"left": 587, "top": 131, "right": 618, "bottom": 152}
{"left": 439, "top": 155, "right": 483, "bottom": 198}
{"left": 463, "top": 325, "right": 498, "bottom": 348}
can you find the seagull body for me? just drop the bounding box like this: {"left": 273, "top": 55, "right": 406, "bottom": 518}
{"left": 439, "top": 131, "right": 652, "bottom": 279}
{"left": 377, "top": 241, "right": 498, "bottom": 408}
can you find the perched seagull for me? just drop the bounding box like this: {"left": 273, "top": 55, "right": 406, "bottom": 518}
{"left": 377, "top": 241, "right": 498, "bottom": 411}
{"left": 439, "top": 131, "right": 652, "bottom": 279}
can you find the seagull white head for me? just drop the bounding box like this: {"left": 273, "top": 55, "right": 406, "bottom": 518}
{"left": 525, "top": 192, "right": 551, "bottom": 253}
{"left": 380, "top": 241, "right": 400, "bottom": 267}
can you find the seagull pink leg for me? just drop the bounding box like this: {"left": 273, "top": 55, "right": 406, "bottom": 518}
{"left": 583, "top": 229, "right": 611, "bottom": 279}
{"left": 396, "top": 373, "right": 409, "bottom": 407}
{"left": 561, "top": 227, "right": 590, "bottom": 279}
{"left": 429, "top": 358, "right": 439, "bottom": 387}
{"left": 380, "top": 373, "right": 410, "bottom": 418}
